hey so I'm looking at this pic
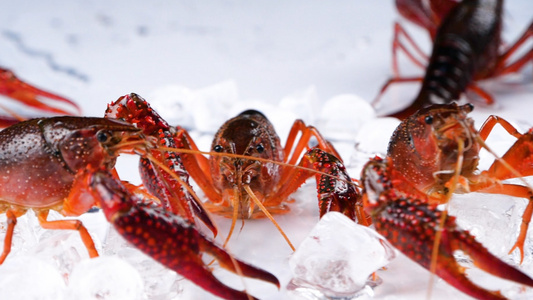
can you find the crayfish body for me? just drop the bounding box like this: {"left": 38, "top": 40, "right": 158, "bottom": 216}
{"left": 378, "top": 0, "right": 532, "bottom": 119}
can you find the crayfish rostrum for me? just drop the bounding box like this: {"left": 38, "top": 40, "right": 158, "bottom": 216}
{"left": 0, "top": 115, "right": 279, "bottom": 300}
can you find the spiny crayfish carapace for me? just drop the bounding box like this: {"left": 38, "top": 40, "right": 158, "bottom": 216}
{"left": 387, "top": 102, "right": 533, "bottom": 263}
{"left": 0, "top": 67, "right": 80, "bottom": 126}
{"left": 375, "top": 0, "right": 532, "bottom": 119}
{"left": 105, "top": 93, "right": 366, "bottom": 251}
{"left": 0, "top": 116, "right": 279, "bottom": 300}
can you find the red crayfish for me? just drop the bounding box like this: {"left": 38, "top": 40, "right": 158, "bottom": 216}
{"left": 387, "top": 102, "right": 533, "bottom": 262}
{"left": 0, "top": 115, "right": 279, "bottom": 300}
{"left": 0, "top": 67, "right": 80, "bottom": 126}
{"left": 298, "top": 102, "right": 533, "bottom": 299}
{"left": 375, "top": 0, "right": 532, "bottom": 119}
{"left": 105, "top": 93, "right": 366, "bottom": 251}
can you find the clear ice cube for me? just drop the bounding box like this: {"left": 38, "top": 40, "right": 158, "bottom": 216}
{"left": 288, "top": 212, "right": 396, "bottom": 299}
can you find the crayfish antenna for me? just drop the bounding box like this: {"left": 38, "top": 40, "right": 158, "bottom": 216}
{"left": 244, "top": 185, "right": 296, "bottom": 251}
{"left": 427, "top": 137, "right": 464, "bottom": 299}
{"left": 222, "top": 186, "right": 241, "bottom": 248}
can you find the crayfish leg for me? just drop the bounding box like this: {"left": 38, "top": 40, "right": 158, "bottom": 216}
{"left": 0, "top": 209, "right": 20, "bottom": 264}
{"left": 36, "top": 210, "right": 99, "bottom": 258}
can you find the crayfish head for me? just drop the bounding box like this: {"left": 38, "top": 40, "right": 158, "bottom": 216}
{"left": 418, "top": 103, "right": 479, "bottom": 178}
{"left": 48, "top": 117, "right": 148, "bottom": 173}
{"left": 209, "top": 110, "right": 283, "bottom": 218}
{"left": 388, "top": 103, "right": 479, "bottom": 189}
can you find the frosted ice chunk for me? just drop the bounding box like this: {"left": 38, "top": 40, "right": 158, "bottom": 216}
{"left": 67, "top": 256, "right": 144, "bottom": 300}
{"left": 317, "top": 94, "right": 376, "bottom": 141}
{"left": 279, "top": 86, "right": 320, "bottom": 124}
{"left": 103, "top": 228, "right": 183, "bottom": 300}
{"left": 150, "top": 80, "right": 239, "bottom": 132}
{"left": 288, "top": 212, "right": 396, "bottom": 298}
{"left": 353, "top": 117, "right": 400, "bottom": 155}
{"left": 0, "top": 256, "right": 66, "bottom": 300}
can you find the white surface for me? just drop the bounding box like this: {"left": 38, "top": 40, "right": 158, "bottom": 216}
{"left": 0, "top": 1, "right": 532, "bottom": 299}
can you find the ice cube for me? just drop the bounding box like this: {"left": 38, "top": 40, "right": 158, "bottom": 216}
{"left": 288, "top": 212, "right": 396, "bottom": 298}
{"left": 67, "top": 256, "right": 144, "bottom": 300}
{"left": 0, "top": 255, "right": 66, "bottom": 300}
{"left": 353, "top": 117, "right": 400, "bottom": 156}
{"left": 279, "top": 86, "right": 320, "bottom": 124}
{"left": 150, "top": 80, "right": 239, "bottom": 132}
{"left": 317, "top": 94, "right": 376, "bottom": 141}
{"left": 103, "top": 227, "right": 183, "bottom": 300}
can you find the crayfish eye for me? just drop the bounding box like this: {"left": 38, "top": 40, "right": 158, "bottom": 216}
{"left": 255, "top": 144, "right": 264, "bottom": 153}
{"left": 96, "top": 130, "right": 112, "bottom": 143}
{"left": 213, "top": 145, "right": 223, "bottom": 152}
{"left": 424, "top": 115, "right": 433, "bottom": 125}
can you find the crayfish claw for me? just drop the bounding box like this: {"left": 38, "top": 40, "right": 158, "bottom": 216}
{"left": 91, "top": 170, "right": 278, "bottom": 300}
{"left": 0, "top": 67, "right": 80, "bottom": 116}
{"left": 361, "top": 157, "right": 533, "bottom": 300}
{"left": 106, "top": 93, "right": 218, "bottom": 236}
{"left": 198, "top": 235, "right": 280, "bottom": 289}
{"left": 452, "top": 229, "right": 533, "bottom": 289}
{"left": 304, "top": 148, "right": 369, "bottom": 225}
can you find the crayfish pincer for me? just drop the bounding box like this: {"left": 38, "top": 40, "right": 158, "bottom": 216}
{"left": 361, "top": 156, "right": 533, "bottom": 300}
{"left": 0, "top": 116, "right": 279, "bottom": 300}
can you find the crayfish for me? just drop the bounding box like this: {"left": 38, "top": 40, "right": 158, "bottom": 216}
{"left": 290, "top": 102, "right": 533, "bottom": 298}
{"left": 387, "top": 102, "right": 533, "bottom": 262}
{"left": 0, "top": 115, "right": 279, "bottom": 300}
{"left": 0, "top": 67, "right": 80, "bottom": 126}
{"left": 375, "top": 0, "right": 532, "bottom": 119}
{"left": 360, "top": 155, "right": 533, "bottom": 300}
{"left": 105, "top": 93, "right": 366, "bottom": 251}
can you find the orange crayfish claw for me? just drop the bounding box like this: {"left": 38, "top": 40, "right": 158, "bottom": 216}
{"left": 0, "top": 67, "right": 81, "bottom": 117}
